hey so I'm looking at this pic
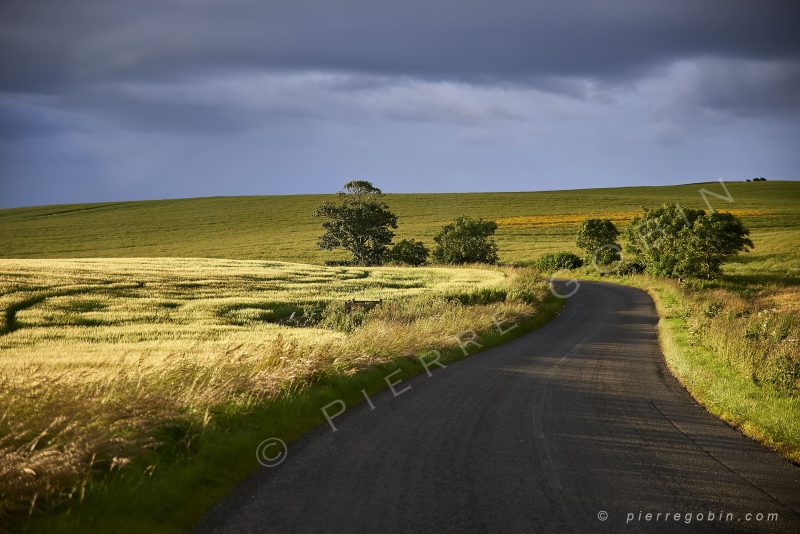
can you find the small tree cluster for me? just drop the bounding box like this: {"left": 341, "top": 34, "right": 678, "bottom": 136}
{"left": 624, "top": 203, "right": 753, "bottom": 279}
{"left": 314, "top": 182, "right": 502, "bottom": 266}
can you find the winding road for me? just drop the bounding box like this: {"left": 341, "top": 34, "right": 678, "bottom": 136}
{"left": 196, "top": 281, "right": 800, "bottom": 533}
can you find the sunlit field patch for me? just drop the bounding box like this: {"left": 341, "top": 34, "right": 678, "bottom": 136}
{"left": 0, "top": 258, "right": 509, "bottom": 376}
{"left": 495, "top": 209, "right": 767, "bottom": 227}
{"left": 769, "top": 288, "right": 800, "bottom": 313}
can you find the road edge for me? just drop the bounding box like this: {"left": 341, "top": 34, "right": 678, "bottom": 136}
{"left": 574, "top": 274, "right": 800, "bottom": 466}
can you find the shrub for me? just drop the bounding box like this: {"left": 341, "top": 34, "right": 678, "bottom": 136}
{"left": 676, "top": 286, "right": 800, "bottom": 395}
{"left": 615, "top": 259, "right": 646, "bottom": 275}
{"left": 535, "top": 252, "right": 583, "bottom": 272}
{"left": 432, "top": 216, "right": 499, "bottom": 264}
{"left": 385, "top": 239, "right": 429, "bottom": 266}
{"left": 681, "top": 211, "right": 753, "bottom": 278}
{"left": 576, "top": 218, "right": 621, "bottom": 265}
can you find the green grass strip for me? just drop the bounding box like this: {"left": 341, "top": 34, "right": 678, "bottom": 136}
{"left": 647, "top": 283, "right": 800, "bottom": 464}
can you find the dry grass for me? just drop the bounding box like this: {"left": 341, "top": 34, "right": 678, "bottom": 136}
{"left": 0, "top": 258, "right": 546, "bottom": 519}
{"left": 769, "top": 289, "right": 800, "bottom": 313}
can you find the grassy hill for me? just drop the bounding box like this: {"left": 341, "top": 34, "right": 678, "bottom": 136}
{"left": 2, "top": 182, "right": 798, "bottom": 277}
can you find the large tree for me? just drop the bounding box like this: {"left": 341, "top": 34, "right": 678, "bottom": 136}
{"left": 313, "top": 180, "right": 397, "bottom": 265}
{"left": 624, "top": 203, "right": 753, "bottom": 279}
{"left": 624, "top": 204, "right": 705, "bottom": 277}
{"left": 677, "top": 211, "right": 754, "bottom": 279}
{"left": 432, "top": 216, "right": 499, "bottom": 264}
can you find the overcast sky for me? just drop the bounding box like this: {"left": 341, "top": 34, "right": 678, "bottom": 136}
{"left": 1, "top": 0, "right": 798, "bottom": 208}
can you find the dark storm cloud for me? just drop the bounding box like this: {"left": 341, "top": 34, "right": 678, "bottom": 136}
{"left": 1, "top": 0, "right": 798, "bottom": 139}
{"left": 1, "top": 0, "right": 799, "bottom": 93}
{"left": 1, "top": 0, "right": 798, "bottom": 209}
{"left": 691, "top": 60, "right": 800, "bottom": 118}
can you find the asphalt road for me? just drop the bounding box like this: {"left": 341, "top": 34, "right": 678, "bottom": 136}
{"left": 196, "top": 281, "right": 800, "bottom": 533}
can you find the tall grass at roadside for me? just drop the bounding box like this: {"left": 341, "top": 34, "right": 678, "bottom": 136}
{"left": 625, "top": 276, "right": 800, "bottom": 396}
{"left": 0, "top": 258, "right": 549, "bottom": 522}
{"left": 684, "top": 285, "right": 799, "bottom": 393}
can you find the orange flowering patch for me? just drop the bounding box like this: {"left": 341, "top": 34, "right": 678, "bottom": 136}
{"left": 495, "top": 209, "right": 766, "bottom": 227}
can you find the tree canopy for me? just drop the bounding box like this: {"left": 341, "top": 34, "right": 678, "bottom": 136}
{"left": 624, "top": 203, "right": 753, "bottom": 279}
{"left": 535, "top": 251, "right": 583, "bottom": 272}
{"left": 313, "top": 180, "right": 398, "bottom": 265}
{"left": 676, "top": 211, "right": 754, "bottom": 278}
{"left": 386, "top": 239, "right": 430, "bottom": 266}
{"left": 576, "top": 218, "right": 621, "bottom": 266}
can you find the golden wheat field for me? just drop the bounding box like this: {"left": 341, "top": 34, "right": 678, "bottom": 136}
{"left": 0, "top": 258, "right": 545, "bottom": 517}
{"left": 0, "top": 258, "right": 507, "bottom": 370}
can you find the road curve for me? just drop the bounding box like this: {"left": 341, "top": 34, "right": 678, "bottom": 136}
{"left": 196, "top": 281, "right": 800, "bottom": 533}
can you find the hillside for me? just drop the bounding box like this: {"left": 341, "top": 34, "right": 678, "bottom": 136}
{"left": 1, "top": 181, "right": 798, "bottom": 278}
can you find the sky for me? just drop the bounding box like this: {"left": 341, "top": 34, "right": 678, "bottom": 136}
{"left": 1, "top": 0, "right": 798, "bottom": 208}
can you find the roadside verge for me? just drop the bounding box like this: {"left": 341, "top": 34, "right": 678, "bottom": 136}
{"left": 576, "top": 274, "right": 800, "bottom": 465}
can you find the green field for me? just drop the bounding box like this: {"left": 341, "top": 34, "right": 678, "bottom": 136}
{"left": 3, "top": 182, "right": 798, "bottom": 277}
